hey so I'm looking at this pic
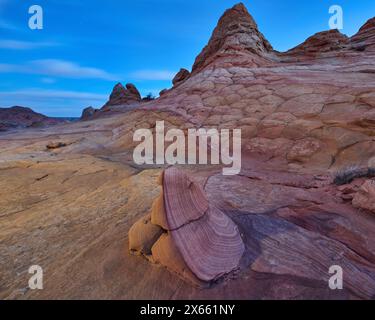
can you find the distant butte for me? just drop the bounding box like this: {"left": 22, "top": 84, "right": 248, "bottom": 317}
{"left": 0, "top": 106, "right": 66, "bottom": 132}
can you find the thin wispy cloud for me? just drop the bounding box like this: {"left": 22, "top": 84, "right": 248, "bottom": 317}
{"left": 0, "top": 19, "right": 19, "bottom": 31}
{"left": 0, "top": 88, "right": 108, "bottom": 117}
{"left": 32, "top": 59, "right": 117, "bottom": 80}
{"left": 0, "top": 1, "right": 20, "bottom": 31}
{"left": 40, "top": 77, "right": 56, "bottom": 84}
{"left": 0, "top": 63, "right": 22, "bottom": 72}
{"left": 130, "top": 70, "right": 176, "bottom": 81}
{"left": 0, "top": 40, "right": 60, "bottom": 50}
{"left": 0, "top": 59, "right": 117, "bottom": 81}
{"left": 0, "top": 89, "right": 107, "bottom": 101}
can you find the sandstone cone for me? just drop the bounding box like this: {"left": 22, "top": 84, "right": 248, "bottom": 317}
{"left": 129, "top": 167, "right": 245, "bottom": 286}
{"left": 104, "top": 82, "right": 142, "bottom": 107}
{"left": 192, "top": 3, "right": 273, "bottom": 73}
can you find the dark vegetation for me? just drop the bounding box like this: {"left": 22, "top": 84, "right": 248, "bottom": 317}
{"left": 334, "top": 165, "right": 375, "bottom": 185}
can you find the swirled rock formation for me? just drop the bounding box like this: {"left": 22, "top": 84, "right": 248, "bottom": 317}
{"left": 129, "top": 168, "right": 245, "bottom": 287}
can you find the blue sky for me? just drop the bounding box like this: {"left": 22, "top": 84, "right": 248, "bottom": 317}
{"left": 0, "top": 0, "right": 374, "bottom": 117}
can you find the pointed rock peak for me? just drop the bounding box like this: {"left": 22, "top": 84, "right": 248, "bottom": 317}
{"left": 125, "top": 83, "right": 142, "bottom": 100}
{"left": 106, "top": 82, "right": 141, "bottom": 106}
{"left": 113, "top": 82, "right": 125, "bottom": 90}
{"left": 224, "top": 2, "right": 257, "bottom": 27}
{"left": 192, "top": 3, "right": 273, "bottom": 73}
{"left": 232, "top": 2, "right": 247, "bottom": 11}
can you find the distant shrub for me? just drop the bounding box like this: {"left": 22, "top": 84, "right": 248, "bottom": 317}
{"left": 333, "top": 165, "right": 375, "bottom": 185}
{"left": 143, "top": 93, "right": 156, "bottom": 101}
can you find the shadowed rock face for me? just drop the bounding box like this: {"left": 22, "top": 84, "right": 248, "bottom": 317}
{"left": 0, "top": 3, "right": 375, "bottom": 300}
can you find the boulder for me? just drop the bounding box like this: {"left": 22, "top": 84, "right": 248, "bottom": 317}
{"left": 80, "top": 106, "right": 98, "bottom": 121}
{"left": 129, "top": 214, "right": 164, "bottom": 256}
{"left": 129, "top": 168, "right": 245, "bottom": 287}
{"left": 172, "top": 69, "right": 190, "bottom": 86}
{"left": 352, "top": 180, "right": 375, "bottom": 213}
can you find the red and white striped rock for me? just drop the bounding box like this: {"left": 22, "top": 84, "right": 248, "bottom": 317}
{"left": 130, "top": 167, "right": 245, "bottom": 285}
{"left": 170, "top": 205, "right": 245, "bottom": 282}
{"left": 163, "top": 167, "right": 209, "bottom": 230}
{"left": 163, "top": 168, "right": 245, "bottom": 282}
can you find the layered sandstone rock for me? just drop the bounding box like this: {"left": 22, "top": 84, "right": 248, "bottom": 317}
{"left": 137, "top": 3, "right": 375, "bottom": 171}
{"left": 353, "top": 180, "right": 375, "bottom": 213}
{"left": 81, "top": 106, "right": 98, "bottom": 121}
{"left": 285, "top": 30, "right": 349, "bottom": 57}
{"left": 129, "top": 168, "right": 245, "bottom": 287}
{"left": 192, "top": 3, "right": 274, "bottom": 73}
{"left": 351, "top": 17, "right": 375, "bottom": 51}
{"left": 104, "top": 82, "right": 141, "bottom": 107}
{"left": 172, "top": 68, "right": 191, "bottom": 86}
